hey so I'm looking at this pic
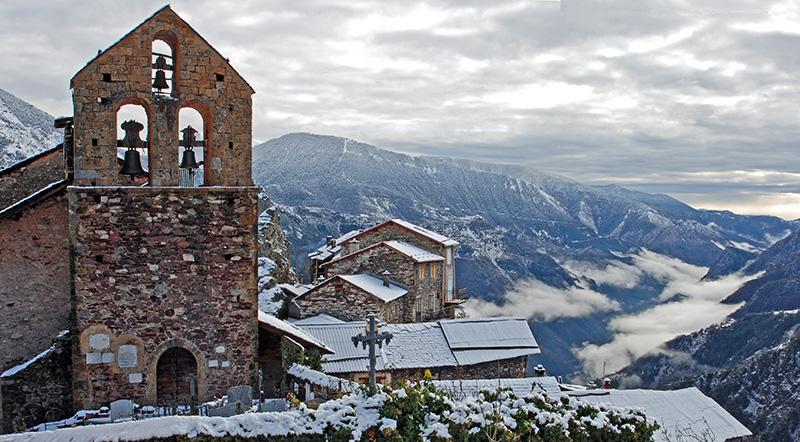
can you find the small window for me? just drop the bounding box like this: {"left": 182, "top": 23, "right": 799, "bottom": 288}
{"left": 215, "top": 73, "right": 225, "bottom": 82}
{"left": 102, "top": 73, "right": 112, "bottom": 82}
{"left": 228, "top": 142, "right": 234, "bottom": 150}
{"left": 91, "top": 138, "right": 98, "bottom": 146}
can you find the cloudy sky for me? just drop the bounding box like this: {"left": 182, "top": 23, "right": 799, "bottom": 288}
{"left": 1, "top": 0, "right": 798, "bottom": 218}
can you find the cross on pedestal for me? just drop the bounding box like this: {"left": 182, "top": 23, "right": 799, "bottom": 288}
{"left": 351, "top": 314, "right": 393, "bottom": 393}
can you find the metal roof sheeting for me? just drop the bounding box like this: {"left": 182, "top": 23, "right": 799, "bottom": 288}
{"left": 440, "top": 317, "right": 538, "bottom": 350}
{"left": 570, "top": 388, "right": 752, "bottom": 442}
{"left": 298, "top": 317, "right": 539, "bottom": 374}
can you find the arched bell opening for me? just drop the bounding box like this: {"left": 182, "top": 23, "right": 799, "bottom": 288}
{"left": 151, "top": 39, "right": 175, "bottom": 97}
{"left": 156, "top": 347, "right": 198, "bottom": 406}
{"left": 178, "top": 107, "right": 205, "bottom": 187}
{"left": 116, "top": 104, "right": 150, "bottom": 184}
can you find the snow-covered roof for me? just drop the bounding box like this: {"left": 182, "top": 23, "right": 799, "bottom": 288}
{"left": 0, "top": 179, "right": 67, "bottom": 220}
{"left": 339, "top": 274, "right": 408, "bottom": 302}
{"left": 289, "top": 313, "right": 347, "bottom": 325}
{"left": 298, "top": 317, "right": 539, "bottom": 374}
{"left": 433, "top": 377, "right": 562, "bottom": 398}
{"left": 258, "top": 311, "right": 334, "bottom": 354}
{"left": 349, "top": 219, "right": 458, "bottom": 247}
{"left": 308, "top": 230, "right": 361, "bottom": 261}
{"left": 384, "top": 240, "right": 444, "bottom": 263}
{"left": 279, "top": 283, "right": 314, "bottom": 297}
{"left": 287, "top": 364, "right": 359, "bottom": 393}
{"left": 389, "top": 219, "right": 459, "bottom": 246}
{"left": 1, "top": 329, "right": 68, "bottom": 378}
{"left": 570, "top": 387, "right": 752, "bottom": 442}
{"left": 440, "top": 317, "right": 537, "bottom": 349}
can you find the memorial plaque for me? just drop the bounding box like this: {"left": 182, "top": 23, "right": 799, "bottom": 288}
{"left": 118, "top": 345, "right": 138, "bottom": 368}
{"left": 89, "top": 333, "right": 110, "bottom": 351}
{"left": 86, "top": 352, "right": 102, "bottom": 365}
{"left": 128, "top": 373, "right": 143, "bottom": 384}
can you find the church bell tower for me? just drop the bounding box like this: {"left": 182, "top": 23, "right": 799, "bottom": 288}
{"left": 67, "top": 6, "right": 258, "bottom": 408}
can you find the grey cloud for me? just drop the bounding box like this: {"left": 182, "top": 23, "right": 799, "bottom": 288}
{"left": 0, "top": 0, "right": 798, "bottom": 217}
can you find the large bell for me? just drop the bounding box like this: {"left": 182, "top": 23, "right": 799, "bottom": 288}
{"left": 152, "top": 56, "right": 169, "bottom": 91}
{"left": 179, "top": 148, "right": 199, "bottom": 170}
{"left": 120, "top": 149, "right": 146, "bottom": 177}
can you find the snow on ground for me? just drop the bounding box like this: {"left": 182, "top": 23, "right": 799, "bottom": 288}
{"left": 257, "top": 257, "right": 284, "bottom": 314}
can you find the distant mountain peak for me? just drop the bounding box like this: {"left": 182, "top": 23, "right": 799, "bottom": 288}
{"left": 0, "top": 88, "right": 61, "bottom": 170}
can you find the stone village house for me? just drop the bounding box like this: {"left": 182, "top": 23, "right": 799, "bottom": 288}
{"left": 298, "top": 219, "right": 463, "bottom": 323}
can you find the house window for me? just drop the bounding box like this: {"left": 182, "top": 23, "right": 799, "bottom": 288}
{"left": 446, "top": 248, "right": 452, "bottom": 265}
{"left": 431, "top": 263, "right": 438, "bottom": 278}
{"left": 418, "top": 264, "right": 425, "bottom": 280}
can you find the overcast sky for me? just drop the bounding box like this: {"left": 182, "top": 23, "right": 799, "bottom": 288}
{"left": 1, "top": 0, "right": 798, "bottom": 219}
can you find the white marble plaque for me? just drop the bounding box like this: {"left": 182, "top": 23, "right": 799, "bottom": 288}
{"left": 101, "top": 352, "right": 115, "bottom": 364}
{"left": 89, "top": 333, "right": 110, "bottom": 351}
{"left": 118, "top": 345, "right": 138, "bottom": 368}
{"left": 221, "top": 360, "right": 231, "bottom": 368}
{"left": 208, "top": 359, "right": 219, "bottom": 368}
{"left": 215, "top": 345, "right": 226, "bottom": 354}
{"left": 128, "top": 373, "right": 143, "bottom": 384}
{"left": 86, "top": 352, "right": 102, "bottom": 365}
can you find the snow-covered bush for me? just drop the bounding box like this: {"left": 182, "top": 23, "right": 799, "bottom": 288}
{"left": 17, "top": 381, "right": 656, "bottom": 441}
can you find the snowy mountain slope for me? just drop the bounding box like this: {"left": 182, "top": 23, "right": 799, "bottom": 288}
{"left": 253, "top": 133, "right": 795, "bottom": 298}
{"left": 252, "top": 133, "right": 797, "bottom": 375}
{"left": 0, "top": 88, "right": 61, "bottom": 170}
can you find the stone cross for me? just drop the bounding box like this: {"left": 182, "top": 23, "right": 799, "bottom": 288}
{"left": 351, "top": 314, "right": 392, "bottom": 393}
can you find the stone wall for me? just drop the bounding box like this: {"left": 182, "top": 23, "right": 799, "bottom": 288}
{"left": 70, "top": 7, "right": 253, "bottom": 187}
{"left": 0, "top": 194, "right": 70, "bottom": 372}
{"left": 0, "top": 147, "right": 64, "bottom": 210}
{"left": 0, "top": 333, "right": 72, "bottom": 434}
{"left": 69, "top": 186, "right": 259, "bottom": 408}
{"left": 344, "top": 356, "right": 529, "bottom": 384}
{"left": 294, "top": 277, "right": 404, "bottom": 323}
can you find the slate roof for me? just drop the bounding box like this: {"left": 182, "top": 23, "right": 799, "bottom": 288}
{"left": 339, "top": 274, "right": 408, "bottom": 302}
{"left": 257, "top": 312, "right": 334, "bottom": 354}
{"left": 288, "top": 313, "right": 346, "bottom": 326}
{"left": 569, "top": 387, "right": 752, "bottom": 442}
{"left": 351, "top": 219, "right": 458, "bottom": 247}
{"left": 297, "top": 317, "right": 539, "bottom": 374}
{"left": 384, "top": 240, "right": 444, "bottom": 262}
{"left": 0, "top": 179, "right": 67, "bottom": 221}
{"left": 308, "top": 230, "right": 361, "bottom": 261}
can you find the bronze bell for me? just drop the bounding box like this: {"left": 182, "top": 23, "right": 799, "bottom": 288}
{"left": 179, "top": 148, "right": 199, "bottom": 170}
{"left": 152, "top": 56, "right": 169, "bottom": 91}
{"left": 120, "top": 149, "right": 146, "bottom": 177}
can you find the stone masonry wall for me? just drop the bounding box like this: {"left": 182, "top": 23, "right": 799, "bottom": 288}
{"left": 70, "top": 7, "right": 253, "bottom": 187}
{"left": 69, "top": 186, "right": 259, "bottom": 408}
{"left": 295, "top": 278, "right": 403, "bottom": 323}
{"left": 0, "top": 148, "right": 64, "bottom": 210}
{"left": 0, "top": 194, "right": 70, "bottom": 372}
{"left": 324, "top": 245, "right": 444, "bottom": 322}
{"left": 0, "top": 333, "right": 72, "bottom": 434}
{"left": 343, "top": 356, "right": 529, "bottom": 384}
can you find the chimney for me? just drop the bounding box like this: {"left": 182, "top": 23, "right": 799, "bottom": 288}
{"left": 326, "top": 235, "right": 334, "bottom": 247}
{"left": 55, "top": 116, "right": 74, "bottom": 182}
{"left": 602, "top": 378, "right": 612, "bottom": 389}
{"left": 346, "top": 238, "right": 360, "bottom": 254}
{"left": 381, "top": 270, "right": 391, "bottom": 287}
{"left": 533, "top": 364, "right": 547, "bottom": 377}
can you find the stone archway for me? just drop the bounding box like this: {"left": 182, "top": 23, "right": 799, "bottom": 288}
{"left": 146, "top": 338, "right": 207, "bottom": 403}
{"left": 156, "top": 347, "right": 197, "bottom": 405}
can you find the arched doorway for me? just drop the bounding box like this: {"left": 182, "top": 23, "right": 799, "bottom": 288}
{"left": 156, "top": 347, "right": 198, "bottom": 405}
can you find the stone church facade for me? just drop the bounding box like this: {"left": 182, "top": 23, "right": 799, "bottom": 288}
{"left": 68, "top": 6, "right": 259, "bottom": 408}
{"left": 0, "top": 6, "right": 261, "bottom": 427}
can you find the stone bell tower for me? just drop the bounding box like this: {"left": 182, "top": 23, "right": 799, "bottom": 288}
{"left": 67, "top": 6, "right": 258, "bottom": 408}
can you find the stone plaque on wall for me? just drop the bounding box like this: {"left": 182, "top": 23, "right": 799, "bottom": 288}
{"left": 89, "top": 333, "right": 110, "bottom": 351}
{"left": 118, "top": 344, "right": 138, "bottom": 368}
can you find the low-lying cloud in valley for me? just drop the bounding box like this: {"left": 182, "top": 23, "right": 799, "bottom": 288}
{"left": 465, "top": 279, "right": 620, "bottom": 321}
{"left": 467, "top": 249, "right": 760, "bottom": 377}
